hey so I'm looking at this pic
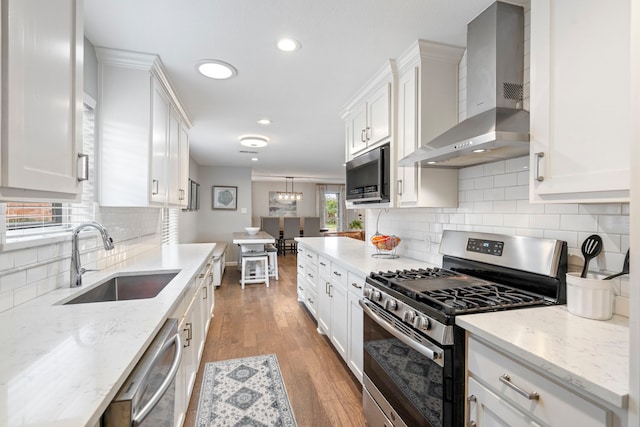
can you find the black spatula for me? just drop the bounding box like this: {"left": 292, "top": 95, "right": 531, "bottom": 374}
{"left": 580, "top": 234, "right": 602, "bottom": 278}
{"left": 603, "top": 249, "right": 630, "bottom": 280}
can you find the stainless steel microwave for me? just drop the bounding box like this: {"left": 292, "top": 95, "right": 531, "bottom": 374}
{"left": 346, "top": 144, "right": 390, "bottom": 204}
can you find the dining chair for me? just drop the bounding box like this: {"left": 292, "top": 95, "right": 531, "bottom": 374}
{"left": 281, "top": 217, "right": 300, "bottom": 255}
{"left": 303, "top": 216, "right": 322, "bottom": 237}
{"left": 261, "top": 217, "right": 280, "bottom": 240}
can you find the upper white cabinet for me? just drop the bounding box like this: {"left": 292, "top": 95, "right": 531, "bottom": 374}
{"left": 96, "top": 48, "right": 191, "bottom": 207}
{"left": 342, "top": 62, "right": 395, "bottom": 161}
{"left": 529, "top": 0, "right": 630, "bottom": 203}
{"left": 0, "top": 0, "right": 85, "bottom": 202}
{"left": 395, "top": 40, "right": 462, "bottom": 208}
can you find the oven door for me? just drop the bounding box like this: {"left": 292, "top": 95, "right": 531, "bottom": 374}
{"left": 360, "top": 300, "right": 459, "bottom": 427}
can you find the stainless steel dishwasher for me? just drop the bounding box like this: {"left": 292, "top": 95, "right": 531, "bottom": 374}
{"left": 103, "top": 318, "right": 182, "bottom": 426}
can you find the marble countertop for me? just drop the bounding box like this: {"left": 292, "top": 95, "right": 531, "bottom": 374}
{"left": 0, "top": 243, "right": 215, "bottom": 427}
{"left": 456, "top": 306, "right": 629, "bottom": 409}
{"left": 295, "top": 237, "right": 434, "bottom": 275}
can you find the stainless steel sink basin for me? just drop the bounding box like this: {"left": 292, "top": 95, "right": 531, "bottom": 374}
{"left": 63, "top": 272, "right": 178, "bottom": 305}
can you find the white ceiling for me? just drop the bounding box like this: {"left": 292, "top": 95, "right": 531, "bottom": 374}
{"left": 83, "top": 0, "right": 503, "bottom": 183}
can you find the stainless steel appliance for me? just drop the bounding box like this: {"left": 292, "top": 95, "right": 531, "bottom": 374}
{"left": 361, "top": 230, "right": 567, "bottom": 427}
{"left": 103, "top": 318, "right": 182, "bottom": 427}
{"left": 399, "top": 1, "right": 530, "bottom": 168}
{"left": 346, "top": 143, "right": 390, "bottom": 204}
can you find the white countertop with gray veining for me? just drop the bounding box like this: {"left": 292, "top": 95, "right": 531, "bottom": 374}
{"left": 295, "top": 237, "right": 434, "bottom": 275}
{"left": 456, "top": 306, "right": 629, "bottom": 409}
{"left": 0, "top": 243, "right": 215, "bottom": 427}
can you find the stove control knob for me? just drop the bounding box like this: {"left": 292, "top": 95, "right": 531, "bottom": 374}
{"left": 363, "top": 288, "right": 373, "bottom": 299}
{"left": 384, "top": 299, "right": 398, "bottom": 311}
{"left": 413, "top": 316, "right": 431, "bottom": 330}
{"left": 403, "top": 311, "right": 416, "bottom": 323}
{"left": 372, "top": 290, "right": 382, "bottom": 302}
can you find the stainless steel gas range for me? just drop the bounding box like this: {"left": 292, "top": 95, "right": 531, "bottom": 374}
{"left": 360, "top": 230, "right": 567, "bottom": 427}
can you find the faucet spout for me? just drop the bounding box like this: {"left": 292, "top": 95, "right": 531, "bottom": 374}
{"left": 70, "top": 222, "right": 115, "bottom": 288}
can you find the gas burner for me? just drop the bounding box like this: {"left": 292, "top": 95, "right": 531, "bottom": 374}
{"left": 423, "top": 285, "right": 546, "bottom": 315}
{"left": 375, "top": 267, "right": 458, "bottom": 282}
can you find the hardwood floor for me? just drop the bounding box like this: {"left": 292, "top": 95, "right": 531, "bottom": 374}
{"left": 183, "top": 253, "right": 367, "bottom": 427}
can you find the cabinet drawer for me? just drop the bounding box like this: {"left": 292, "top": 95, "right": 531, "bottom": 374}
{"left": 318, "top": 255, "right": 331, "bottom": 278}
{"left": 347, "top": 271, "right": 365, "bottom": 297}
{"left": 305, "top": 265, "right": 318, "bottom": 293}
{"left": 468, "top": 337, "right": 608, "bottom": 426}
{"left": 305, "top": 287, "right": 318, "bottom": 319}
{"left": 330, "top": 263, "right": 348, "bottom": 288}
{"left": 305, "top": 250, "right": 318, "bottom": 267}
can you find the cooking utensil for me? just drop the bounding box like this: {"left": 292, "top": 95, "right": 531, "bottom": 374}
{"left": 580, "top": 234, "right": 602, "bottom": 278}
{"left": 603, "top": 249, "right": 630, "bottom": 280}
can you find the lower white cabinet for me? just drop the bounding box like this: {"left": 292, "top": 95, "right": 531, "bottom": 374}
{"left": 467, "top": 336, "right": 609, "bottom": 427}
{"left": 347, "top": 272, "right": 365, "bottom": 382}
{"left": 296, "top": 247, "right": 306, "bottom": 302}
{"left": 328, "top": 264, "right": 349, "bottom": 360}
{"left": 171, "top": 255, "right": 214, "bottom": 427}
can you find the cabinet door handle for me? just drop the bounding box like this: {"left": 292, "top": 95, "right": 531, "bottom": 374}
{"left": 351, "top": 282, "right": 363, "bottom": 289}
{"left": 319, "top": 261, "right": 326, "bottom": 267}
{"left": 397, "top": 179, "right": 403, "bottom": 195}
{"left": 365, "top": 126, "right": 371, "bottom": 141}
{"left": 333, "top": 271, "right": 342, "bottom": 277}
{"left": 152, "top": 179, "right": 159, "bottom": 195}
{"left": 203, "top": 286, "right": 207, "bottom": 300}
{"left": 467, "top": 395, "right": 477, "bottom": 427}
{"left": 77, "top": 153, "right": 89, "bottom": 182}
{"left": 360, "top": 129, "right": 366, "bottom": 143}
{"left": 328, "top": 284, "right": 333, "bottom": 297}
{"left": 499, "top": 374, "right": 540, "bottom": 400}
{"left": 534, "top": 152, "right": 545, "bottom": 182}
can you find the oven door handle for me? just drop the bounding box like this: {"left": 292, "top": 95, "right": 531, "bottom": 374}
{"left": 360, "top": 300, "right": 444, "bottom": 367}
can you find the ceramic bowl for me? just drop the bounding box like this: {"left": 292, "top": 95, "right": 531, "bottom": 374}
{"left": 245, "top": 227, "right": 260, "bottom": 235}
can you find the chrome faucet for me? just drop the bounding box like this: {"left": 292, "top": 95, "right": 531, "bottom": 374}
{"left": 70, "top": 221, "right": 115, "bottom": 288}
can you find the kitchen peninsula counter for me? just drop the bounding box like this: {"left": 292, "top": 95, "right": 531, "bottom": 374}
{"left": 0, "top": 243, "right": 215, "bottom": 427}
{"left": 457, "top": 306, "right": 629, "bottom": 410}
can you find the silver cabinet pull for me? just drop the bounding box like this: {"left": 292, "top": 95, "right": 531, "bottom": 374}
{"left": 397, "top": 179, "right": 403, "bottom": 195}
{"left": 203, "top": 286, "right": 207, "bottom": 300}
{"left": 351, "top": 282, "right": 363, "bottom": 289}
{"left": 365, "top": 126, "right": 371, "bottom": 141}
{"left": 499, "top": 374, "right": 540, "bottom": 400}
{"left": 534, "top": 152, "right": 545, "bottom": 182}
{"left": 333, "top": 271, "right": 342, "bottom": 277}
{"left": 467, "top": 395, "right": 477, "bottom": 427}
{"left": 360, "top": 129, "right": 366, "bottom": 143}
{"left": 77, "top": 153, "right": 89, "bottom": 181}
{"left": 152, "top": 179, "right": 159, "bottom": 195}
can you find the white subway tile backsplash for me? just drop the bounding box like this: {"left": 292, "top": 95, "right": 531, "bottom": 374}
{"left": 13, "top": 283, "right": 37, "bottom": 307}
{"left": 493, "top": 200, "right": 517, "bottom": 213}
{"left": 460, "top": 164, "right": 484, "bottom": 180}
{"left": 505, "top": 185, "right": 529, "bottom": 200}
{"left": 530, "top": 214, "right": 560, "bottom": 230}
{"left": 517, "top": 171, "right": 529, "bottom": 186}
{"left": 484, "top": 188, "right": 505, "bottom": 201}
{"left": 26, "top": 265, "right": 48, "bottom": 284}
{"left": 494, "top": 173, "right": 518, "bottom": 188}
{"left": 544, "top": 204, "right": 579, "bottom": 214}
{"left": 561, "top": 215, "right": 598, "bottom": 232}
{"left": 598, "top": 215, "right": 630, "bottom": 235}
{"left": 0, "top": 291, "right": 12, "bottom": 311}
{"left": 483, "top": 161, "right": 505, "bottom": 176}
{"left": 14, "top": 250, "right": 36, "bottom": 268}
{"left": 0, "top": 271, "right": 27, "bottom": 292}
{"left": 482, "top": 214, "right": 504, "bottom": 227}
{"left": 516, "top": 200, "right": 545, "bottom": 214}
{"left": 579, "top": 204, "right": 622, "bottom": 215}
{"left": 459, "top": 178, "right": 474, "bottom": 191}
{"left": 505, "top": 156, "right": 529, "bottom": 173}
{"left": 503, "top": 213, "right": 530, "bottom": 228}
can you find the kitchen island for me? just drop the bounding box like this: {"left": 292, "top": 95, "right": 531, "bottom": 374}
{"left": 0, "top": 243, "right": 215, "bottom": 427}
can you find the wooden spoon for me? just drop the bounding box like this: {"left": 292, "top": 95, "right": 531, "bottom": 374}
{"left": 580, "top": 234, "right": 602, "bottom": 278}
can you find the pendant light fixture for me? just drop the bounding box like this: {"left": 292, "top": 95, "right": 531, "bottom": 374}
{"left": 277, "top": 177, "right": 303, "bottom": 201}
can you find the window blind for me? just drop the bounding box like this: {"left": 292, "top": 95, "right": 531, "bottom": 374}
{"left": 162, "top": 208, "right": 179, "bottom": 245}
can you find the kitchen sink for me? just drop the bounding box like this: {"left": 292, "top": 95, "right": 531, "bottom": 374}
{"left": 63, "top": 272, "right": 178, "bottom": 305}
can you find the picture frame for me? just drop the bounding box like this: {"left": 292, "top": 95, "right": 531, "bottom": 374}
{"left": 212, "top": 185, "right": 237, "bottom": 210}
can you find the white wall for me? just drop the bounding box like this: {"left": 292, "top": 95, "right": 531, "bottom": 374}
{"left": 194, "top": 166, "right": 252, "bottom": 263}
{"left": 251, "top": 181, "right": 317, "bottom": 227}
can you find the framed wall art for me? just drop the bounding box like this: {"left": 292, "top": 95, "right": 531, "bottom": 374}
{"left": 212, "top": 185, "right": 237, "bottom": 210}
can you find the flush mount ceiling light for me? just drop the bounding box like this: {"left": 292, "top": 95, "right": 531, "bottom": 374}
{"left": 277, "top": 177, "right": 303, "bottom": 201}
{"left": 240, "top": 135, "right": 269, "bottom": 148}
{"left": 277, "top": 38, "right": 301, "bottom": 52}
{"left": 257, "top": 119, "right": 271, "bottom": 125}
{"left": 197, "top": 60, "right": 238, "bottom": 79}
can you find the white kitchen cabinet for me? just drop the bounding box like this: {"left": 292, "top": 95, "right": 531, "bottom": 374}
{"left": 0, "top": 0, "right": 85, "bottom": 202}
{"left": 342, "top": 61, "right": 395, "bottom": 161}
{"left": 304, "top": 249, "right": 319, "bottom": 317}
{"left": 328, "top": 264, "right": 349, "bottom": 360}
{"left": 467, "top": 336, "right": 610, "bottom": 427}
{"left": 317, "top": 255, "right": 331, "bottom": 334}
{"left": 529, "top": 0, "right": 630, "bottom": 203}
{"left": 96, "top": 47, "right": 191, "bottom": 207}
{"left": 395, "top": 40, "right": 461, "bottom": 208}
{"left": 346, "top": 272, "right": 364, "bottom": 382}
{"left": 296, "top": 246, "right": 306, "bottom": 302}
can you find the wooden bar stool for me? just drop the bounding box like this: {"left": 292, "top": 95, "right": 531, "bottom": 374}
{"left": 266, "top": 243, "right": 279, "bottom": 280}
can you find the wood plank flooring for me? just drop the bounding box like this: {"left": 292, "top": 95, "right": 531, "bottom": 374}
{"left": 183, "top": 252, "right": 367, "bottom": 427}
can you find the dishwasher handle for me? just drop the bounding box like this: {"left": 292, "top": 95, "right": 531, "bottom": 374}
{"left": 133, "top": 332, "right": 183, "bottom": 425}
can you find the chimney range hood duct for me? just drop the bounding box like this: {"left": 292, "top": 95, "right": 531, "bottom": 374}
{"left": 399, "top": 1, "right": 529, "bottom": 168}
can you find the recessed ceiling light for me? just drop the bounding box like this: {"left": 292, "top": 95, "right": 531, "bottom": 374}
{"left": 257, "top": 119, "right": 271, "bottom": 125}
{"left": 426, "top": 161, "right": 437, "bottom": 165}
{"left": 251, "top": 157, "right": 259, "bottom": 162}
{"left": 240, "top": 135, "right": 269, "bottom": 148}
{"left": 197, "top": 60, "right": 238, "bottom": 79}
{"left": 277, "top": 38, "right": 301, "bottom": 52}
{"left": 472, "top": 148, "right": 487, "bottom": 153}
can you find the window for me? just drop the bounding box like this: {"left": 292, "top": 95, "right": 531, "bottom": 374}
{"left": 324, "top": 192, "right": 339, "bottom": 231}
{"left": 2, "top": 101, "right": 97, "bottom": 240}
{"left": 162, "top": 208, "right": 179, "bottom": 245}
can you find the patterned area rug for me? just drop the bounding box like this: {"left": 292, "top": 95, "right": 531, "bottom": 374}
{"left": 195, "top": 354, "right": 297, "bottom": 427}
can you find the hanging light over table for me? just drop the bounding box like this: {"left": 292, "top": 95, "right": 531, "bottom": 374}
{"left": 277, "top": 177, "right": 303, "bottom": 200}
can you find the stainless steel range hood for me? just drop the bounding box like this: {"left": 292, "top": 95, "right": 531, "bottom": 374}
{"left": 399, "top": 1, "right": 528, "bottom": 168}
